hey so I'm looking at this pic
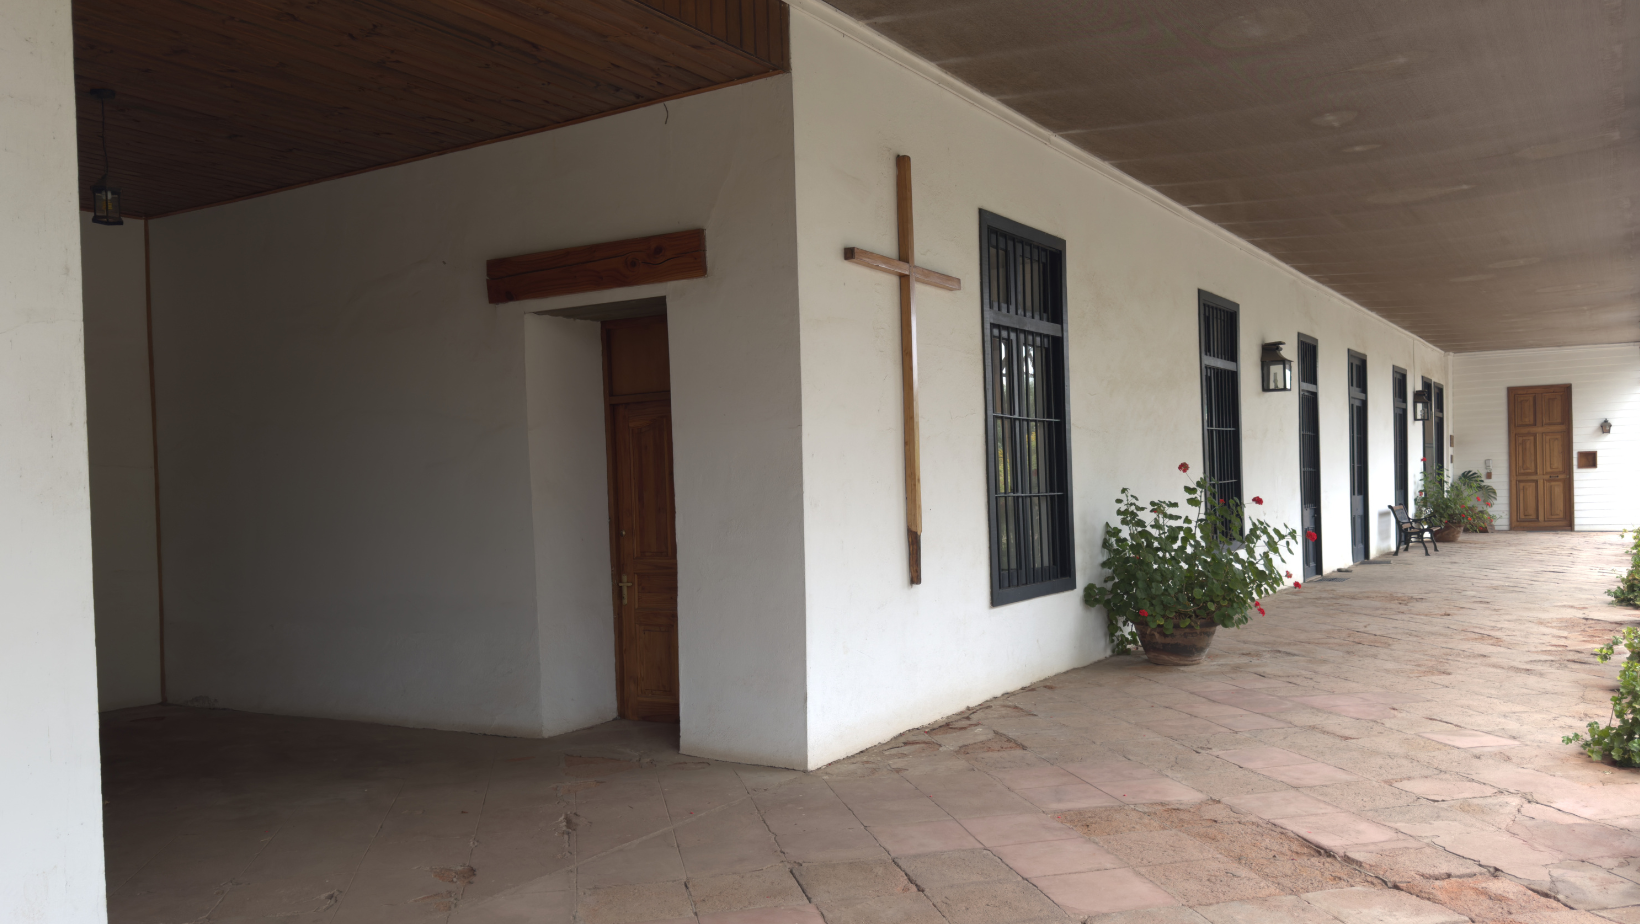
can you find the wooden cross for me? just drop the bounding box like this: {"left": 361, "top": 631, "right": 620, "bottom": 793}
{"left": 844, "top": 155, "right": 962, "bottom": 585}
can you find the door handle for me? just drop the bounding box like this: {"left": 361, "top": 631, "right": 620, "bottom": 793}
{"left": 618, "top": 574, "right": 634, "bottom": 604}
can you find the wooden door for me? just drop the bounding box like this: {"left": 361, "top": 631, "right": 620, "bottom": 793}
{"left": 603, "top": 316, "right": 679, "bottom": 722}
{"left": 1507, "top": 384, "right": 1573, "bottom": 531}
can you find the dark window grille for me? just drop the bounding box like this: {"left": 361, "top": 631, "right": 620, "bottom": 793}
{"left": 1421, "top": 376, "right": 1435, "bottom": 474}
{"left": 1433, "top": 382, "right": 1445, "bottom": 473}
{"left": 1198, "top": 293, "right": 1242, "bottom": 507}
{"left": 1392, "top": 368, "right": 1408, "bottom": 508}
{"left": 1348, "top": 351, "right": 1368, "bottom": 562}
{"left": 981, "top": 211, "right": 1074, "bottom": 606}
{"left": 1298, "top": 335, "right": 1321, "bottom": 578}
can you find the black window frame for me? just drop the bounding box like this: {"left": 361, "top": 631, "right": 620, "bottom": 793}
{"left": 1198, "top": 291, "right": 1243, "bottom": 508}
{"left": 1421, "top": 375, "right": 1435, "bottom": 475}
{"left": 980, "top": 210, "right": 1075, "bottom": 607}
{"left": 1433, "top": 382, "right": 1446, "bottom": 473}
{"left": 1392, "top": 367, "right": 1408, "bottom": 508}
{"left": 1297, "top": 333, "right": 1321, "bottom": 578}
{"left": 1347, "top": 350, "right": 1369, "bottom": 563}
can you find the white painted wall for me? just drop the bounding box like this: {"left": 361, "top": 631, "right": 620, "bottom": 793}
{"left": 788, "top": 4, "right": 1448, "bottom": 767}
{"left": 80, "top": 214, "right": 165, "bottom": 711}
{"left": 145, "top": 76, "right": 808, "bottom": 761}
{"left": 1451, "top": 344, "right": 1640, "bottom": 531}
{"left": 0, "top": 0, "right": 109, "bottom": 918}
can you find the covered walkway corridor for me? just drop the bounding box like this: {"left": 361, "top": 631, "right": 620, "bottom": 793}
{"left": 103, "top": 531, "right": 1640, "bottom": 923}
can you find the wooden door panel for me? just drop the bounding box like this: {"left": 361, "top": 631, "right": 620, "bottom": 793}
{"left": 1511, "top": 393, "right": 1536, "bottom": 426}
{"left": 1512, "top": 435, "right": 1539, "bottom": 476}
{"left": 1540, "top": 391, "right": 1568, "bottom": 427}
{"left": 1515, "top": 481, "right": 1539, "bottom": 521}
{"left": 1545, "top": 480, "right": 1567, "bottom": 522}
{"left": 1542, "top": 433, "right": 1567, "bottom": 475}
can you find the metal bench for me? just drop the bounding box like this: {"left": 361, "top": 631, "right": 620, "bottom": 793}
{"left": 1389, "top": 504, "right": 1438, "bottom": 556}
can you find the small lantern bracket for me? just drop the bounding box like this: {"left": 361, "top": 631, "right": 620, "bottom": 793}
{"left": 1412, "top": 388, "right": 1431, "bottom": 421}
{"left": 1260, "top": 341, "right": 1293, "bottom": 392}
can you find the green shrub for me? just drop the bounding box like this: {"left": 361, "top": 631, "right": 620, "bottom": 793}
{"left": 1609, "top": 529, "right": 1640, "bottom": 608}
{"left": 1084, "top": 463, "right": 1298, "bottom": 655}
{"left": 1563, "top": 627, "right": 1640, "bottom": 766}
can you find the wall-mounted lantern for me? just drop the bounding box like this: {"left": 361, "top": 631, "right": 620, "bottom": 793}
{"left": 1601, "top": 418, "right": 1613, "bottom": 434}
{"left": 1260, "top": 341, "right": 1293, "bottom": 392}
{"left": 89, "top": 88, "right": 123, "bottom": 226}
{"left": 1412, "top": 388, "right": 1432, "bottom": 421}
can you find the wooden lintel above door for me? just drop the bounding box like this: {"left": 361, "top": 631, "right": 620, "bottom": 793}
{"left": 487, "top": 230, "right": 707, "bottom": 304}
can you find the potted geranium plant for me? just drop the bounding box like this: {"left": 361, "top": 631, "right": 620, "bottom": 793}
{"left": 1415, "top": 467, "right": 1490, "bottom": 542}
{"left": 1084, "top": 463, "right": 1298, "bottom": 666}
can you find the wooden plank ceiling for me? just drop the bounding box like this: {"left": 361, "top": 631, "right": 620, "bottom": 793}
{"left": 828, "top": 0, "right": 1639, "bottom": 353}
{"left": 73, "top": 0, "right": 788, "bottom": 217}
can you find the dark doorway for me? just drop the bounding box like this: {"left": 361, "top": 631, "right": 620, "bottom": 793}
{"left": 1298, "top": 334, "right": 1320, "bottom": 578}
{"left": 602, "top": 315, "right": 680, "bottom": 722}
{"left": 1422, "top": 375, "right": 1436, "bottom": 474}
{"left": 1348, "top": 351, "right": 1368, "bottom": 562}
{"left": 1393, "top": 368, "right": 1408, "bottom": 509}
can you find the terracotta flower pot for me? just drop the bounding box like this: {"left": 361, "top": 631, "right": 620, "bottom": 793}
{"left": 1136, "top": 620, "right": 1218, "bottom": 666}
{"left": 1433, "top": 523, "right": 1462, "bottom": 543}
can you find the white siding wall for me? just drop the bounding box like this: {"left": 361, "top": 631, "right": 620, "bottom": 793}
{"left": 1451, "top": 344, "right": 1640, "bottom": 532}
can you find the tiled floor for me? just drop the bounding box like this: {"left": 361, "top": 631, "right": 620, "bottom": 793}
{"left": 102, "top": 531, "right": 1640, "bottom": 923}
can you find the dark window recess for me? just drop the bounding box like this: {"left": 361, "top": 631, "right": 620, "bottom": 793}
{"left": 1434, "top": 382, "right": 1446, "bottom": 471}
{"left": 1199, "top": 293, "right": 1242, "bottom": 508}
{"left": 1298, "top": 335, "right": 1321, "bottom": 578}
{"left": 1422, "top": 375, "right": 1436, "bottom": 474}
{"left": 981, "top": 211, "right": 1074, "bottom": 606}
{"left": 1348, "top": 351, "right": 1368, "bottom": 563}
{"left": 1393, "top": 368, "right": 1409, "bottom": 509}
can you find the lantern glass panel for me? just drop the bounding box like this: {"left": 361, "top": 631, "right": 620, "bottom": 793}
{"left": 1263, "top": 358, "right": 1292, "bottom": 392}
{"left": 92, "top": 186, "right": 123, "bottom": 225}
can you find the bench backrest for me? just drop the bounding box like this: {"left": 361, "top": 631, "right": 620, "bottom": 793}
{"left": 1389, "top": 504, "right": 1413, "bottom": 526}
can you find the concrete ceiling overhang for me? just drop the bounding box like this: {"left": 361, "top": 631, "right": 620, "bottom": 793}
{"left": 826, "top": 0, "right": 1639, "bottom": 353}
{"left": 72, "top": 0, "right": 788, "bottom": 218}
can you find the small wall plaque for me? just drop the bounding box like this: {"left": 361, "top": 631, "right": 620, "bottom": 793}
{"left": 1577, "top": 451, "right": 1598, "bottom": 469}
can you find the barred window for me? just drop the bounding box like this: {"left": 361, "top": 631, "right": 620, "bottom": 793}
{"left": 1199, "top": 292, "right": 1242, "bottom": 507}
{"left": 981, "top": 211, "right": 1074, "bottom": 606}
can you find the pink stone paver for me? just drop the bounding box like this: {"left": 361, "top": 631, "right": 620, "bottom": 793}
{"left": 865, "top": 820, "right": 981, "bottom": 856}
{"left": 1391, "top": 777, "right": 1499, "bottom": 801}
{"left": 1223, "top": 790, "right": 1338, "bottom": 820}
{"left": 1420, "top": 730, "right": 1520, "bottom": 748}
{"left": 1200, "top": 690, "right": 1299, "bottom": 712}
{"left": 1273, "top": 812, "right": 1407, "bottom": 851}
{"left": 1213, "top": 713, "right": 1292, "bottom": 731}
{"left": 696, "top": 906, "right": 826, "bottom": 924}
{"left": 957, "top": 812, "right": 1079, "bottom": 847}
{"left": 1544, "top": 786, "right": 1640, "bottom": 821}
{"left": 1016, "top": 783, "right": 1123, "bottom": 811}
{"left": 1094, "top": 778, "right": 1208, "bottom": 804}
{"left": 1064, "top": 760, "right": 1167, "bottom": 783}
{"left": 992, "top": 838, "right": 1126, "bottom": 877}
{"left": 1300, "top": 887, "right": 1467, "bottom": 924}
{"left": 1214, "top": 747, "right": 1313, "bottom": 770}
{"left": 987, "top": 766, "right": 1082, "bottom": 790}
{"left": 1255, "top": 762, "right": 1364, "bottom": 787}
{"left": 1431, "top": 831, "right": 1565, "bottom": 879}
{"left": 1031, "top": 868, "right": 1179, "bottom": 916}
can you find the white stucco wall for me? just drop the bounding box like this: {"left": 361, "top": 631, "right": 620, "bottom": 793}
{"left": 0, "top": 0, "right": 109, "bottom": 919}
{"left": 788, "top": 4, "right": 1449, "bottom": 766}
{"left": 80, "top": 214, "right": 165, "bottom": 711}
{"left": 147, "top": 75, "right": 807, "bottom": 760}
{"left": 1452, "top": 344, "right": 1640, "bottom": 531}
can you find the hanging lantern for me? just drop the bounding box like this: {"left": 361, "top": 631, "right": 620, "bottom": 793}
{"left": 89, "top": 88, "right": 123, "bottom": 226}
{"left": 1412, "top": 388, "right": 1431, "bottom": 421}
{"left": 1260, "top": 341, "right": 1293, "bottom": 392}
{"left": 1600, "top": 418, "right": 1613, "bottom": 434}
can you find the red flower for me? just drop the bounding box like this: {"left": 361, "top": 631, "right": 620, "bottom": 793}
{"left": 1305, "top": 530, "right": 1317, "bottom": 541}
{"left": 1252, "top": 496, "right": 1264, "bottom": 505}
{"left": 1138, "top": 609, "right": 1148, "bottom": 617}
{"left": 1178, "top": 462, "right": 1190, "bottom": 473}
{"left": 1285, "top": 571, "right": 1292, "bottom": 578}
{"left": 1218, "top": 498, "right": 1225, "bottom": 504}
{"left": 1420, "top": 457, "right": 1426, "bottom": 462}
{"left": 1294, "top": 581, "right": 1303, "bottom": 589}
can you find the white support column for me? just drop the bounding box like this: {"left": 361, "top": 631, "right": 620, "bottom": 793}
{"left": 0, "top": 0, "right": 110, "bottom": 920}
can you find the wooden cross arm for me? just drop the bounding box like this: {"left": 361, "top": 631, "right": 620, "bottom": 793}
{"left": 844, "top": 247, "right": 962, "bottom": 291}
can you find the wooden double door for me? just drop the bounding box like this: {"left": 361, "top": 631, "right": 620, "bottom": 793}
{"left": 1508, "top": 384, "right": 1573, "bottom": 530}
{"left": 603, "top": 315, "right": 680, "bottom": 722}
